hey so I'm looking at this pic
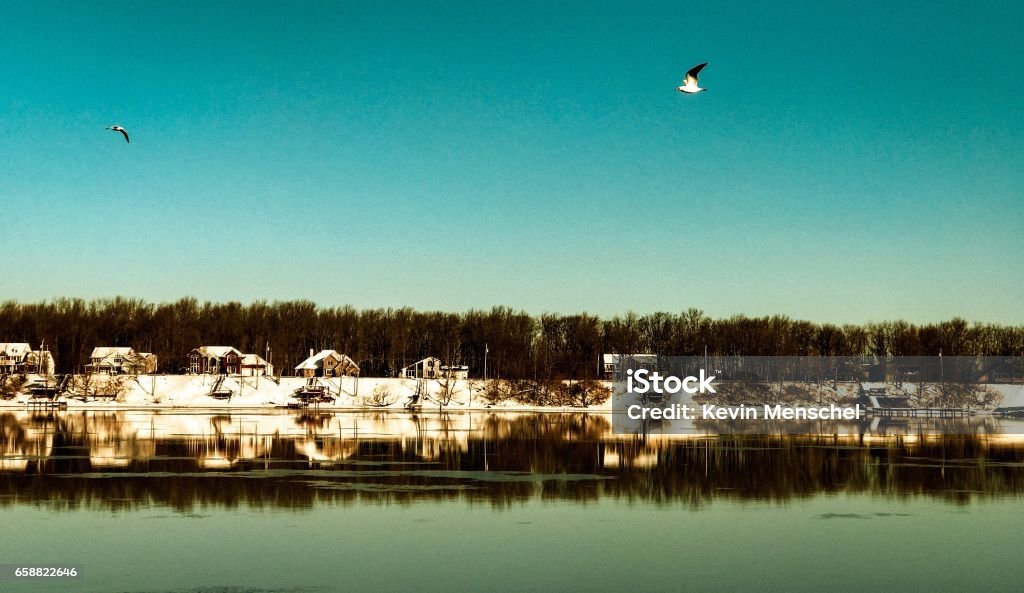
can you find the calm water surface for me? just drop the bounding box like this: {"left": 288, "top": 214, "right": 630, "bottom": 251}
{"left": 2, "top": 410, "right": 1023, "bottom": 592}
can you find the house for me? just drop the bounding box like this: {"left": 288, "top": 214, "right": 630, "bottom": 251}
{"left": 441, "top": 364, "right": 470, "bottom": 380}
{"left": 240, "top": 353, "right": 273, "bottom": 377}
{"left": 400, "top": 357, "right": 469, "bottom": 380}
{"left": 602, "top": 353, "right": 659, "bottom": 380}
{"left": 979, "top": 359, "right": 1024, "bottom": 384}
{"left": 24, "top": 350, "right": 55, "bottom": 375}
{"left": 0, "top": 343, "right": 55, "bottom": 375}
{"left": 0, "top": 343, "right": 32, "bottom": 374}
{"left": 187, "top": 346, "right": 243, "bottom": 375}
{"left": 294, "top": 350, "right": 360, "bottom": 378}
{"left": 86, "top": 347, "right": 158, "bottom": 375}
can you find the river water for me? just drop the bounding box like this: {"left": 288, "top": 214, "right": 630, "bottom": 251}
{"left": 1, "top": 410, "right": 1022, "bottom": 592}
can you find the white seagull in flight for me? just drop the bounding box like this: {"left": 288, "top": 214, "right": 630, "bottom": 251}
{"left": 676, "top": 62, "right": 708, "bottom": 94}
{"left": 106, "top": 125, "right": 130, "bottom": 143}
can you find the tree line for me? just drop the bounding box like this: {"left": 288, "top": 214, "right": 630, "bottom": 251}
{"left": 0, "top": 298, "right": 1021, "bottom": 377}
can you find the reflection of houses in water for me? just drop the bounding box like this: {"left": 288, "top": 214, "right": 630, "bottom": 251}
{"left": 1, "top": 413, "right": 45, "bottom": 471}
{"left": 602, "top": 449, "right": 659, "bottom": 469}
{"left": 193, "top": 432, "right": 277, "bottom": 468}
{"left": 91, "top": 444, "right": 133, "bottom": 468}
{"left": 184, "top": 415, "right": 279, "bottom": 468}
{"left": 4, "top": 411, "right": 1024, "bottom": 512}
{"left": 57, "top": 412, "right": 157, "bottom": 467}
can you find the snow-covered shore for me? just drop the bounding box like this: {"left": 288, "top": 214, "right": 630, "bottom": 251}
{"left": 3, "top": 374, "right": 1023, "bottom": 412}
{"left": 0, "top": 374, "right": 616, "bottom": 412}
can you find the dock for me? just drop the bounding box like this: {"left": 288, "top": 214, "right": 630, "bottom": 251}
{"left": 25, "top": 374, "right": 71, "bottom": 398}
{"left": 293, "top": 378, "right": 335, "bottom": 405}
{"left": 27, "top": 399, "right": 68, "bottom": 410}
{"left": 995, "top": 407, "right": 1024, "bottom": 418}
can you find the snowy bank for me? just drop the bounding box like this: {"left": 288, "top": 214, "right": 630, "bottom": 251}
{"left": 0, "top": 375, "right": 615, "bottom": 412}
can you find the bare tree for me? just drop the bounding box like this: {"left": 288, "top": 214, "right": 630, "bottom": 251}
{"left": 560, "top": 379, "right": 611, "bottom": 408}
{"left": 433, "top": 374, "right": 459, "bottom": 409}
{"left": 361, "top": 384, "right": 399, "bottom": 408}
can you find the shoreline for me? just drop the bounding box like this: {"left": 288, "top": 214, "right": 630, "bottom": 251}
{"left": 0, "top": 374, "right": 616, "bottom": 412}
{"left": 0, "top": 403, "right": 610, "bottom": 413}
{"left": 4, "top": 373, "right": 1023, "bottom": 413}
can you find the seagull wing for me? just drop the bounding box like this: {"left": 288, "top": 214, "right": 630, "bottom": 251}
{"left": 119, "top": 128, "right": 130, "bottom": 143}
{"left": 684, "top": 62, "right": 708, "bottom": 86}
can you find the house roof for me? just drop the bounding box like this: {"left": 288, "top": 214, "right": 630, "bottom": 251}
{"left": 91, "top": 346, "right": 136, "bottom": 359}
{"left": 295, "top": 350, "right": 358, "bottom": 370}
{"left": 295, "top": 350, "right": 337, "bottom": 369}
{"left": 401, "top": 356, "right": 441, "bottom": 371}
{"left": 296, "top": 350, "right": 336, "bottom": 370}
{"left": 241, "top": 353, "right": 270, "bottom": 366}
{"left": 603, "top": 353, "right": 658, "bottom": 364}
{"left": 193, "top": 346, "right": 242, "bottom": 358}
{"left": 0, "top": 343, "right": 32, "bottom": 357}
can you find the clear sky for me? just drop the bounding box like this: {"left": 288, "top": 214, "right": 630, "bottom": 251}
{"left": 1, "top": 1, "right": 1021, "bottom": 323}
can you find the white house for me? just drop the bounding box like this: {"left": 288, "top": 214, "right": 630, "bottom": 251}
{"left": 401, "top": 357, "right": 469, "bottom": 380}
{"left": 0, "top": 343, "right": 55, "bottom": 375}
{"left": 240, "top": 353, "right": 273, "bottom": 377}
{"left": 86, "top": 347, "right": 158, "bottom": 375}
{"left": 0, "top": 343, "right": 32, "bottom": 374}
{"left": 295, "top": 350, "right": 360, "bottom": 378}
{"left": 602, "top": 353, "right": 659, "bottom": 380}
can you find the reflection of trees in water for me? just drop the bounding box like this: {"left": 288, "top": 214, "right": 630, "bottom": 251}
{"left": 2, "top": 412, "right": 1024, "bottom": 511}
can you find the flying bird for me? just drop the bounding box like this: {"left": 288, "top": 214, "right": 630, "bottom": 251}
{"left": 676, "top": 62, "right": 708, "bottom": 94}
{"left": 106, "top": 125, "right": 130, "bottom": 143}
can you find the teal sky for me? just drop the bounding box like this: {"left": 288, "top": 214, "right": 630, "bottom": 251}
{"left": 1, "top": 1, "right": 1021, "bottom": 324}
